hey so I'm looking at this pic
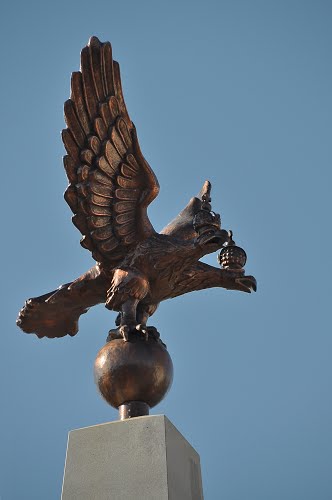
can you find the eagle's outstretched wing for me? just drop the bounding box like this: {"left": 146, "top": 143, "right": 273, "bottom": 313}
{"left": 17, "top": 265, "right": 109, "bottom": 338}
{"left": 63, "top": 36, "right": 159, "bottom": 264}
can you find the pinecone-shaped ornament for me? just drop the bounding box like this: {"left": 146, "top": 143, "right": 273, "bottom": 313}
{"left": 218, "top": 231, "right": 247, "bottom": 270}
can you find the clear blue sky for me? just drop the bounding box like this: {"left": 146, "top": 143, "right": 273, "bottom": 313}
{"left": 1, "top": 1, "right": 331, "bottom": 499}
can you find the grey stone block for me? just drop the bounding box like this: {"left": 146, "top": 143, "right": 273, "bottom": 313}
{"left": 61, "top": 415, "right": 203, "bottom": 500}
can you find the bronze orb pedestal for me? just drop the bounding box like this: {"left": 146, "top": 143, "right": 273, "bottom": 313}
{"left": 94, "top": 333, "right": 173, "bottom": 419}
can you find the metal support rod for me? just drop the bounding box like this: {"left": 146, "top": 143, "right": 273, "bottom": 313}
{"left": 119, "top": 401, "right": 150, "bottom": 420}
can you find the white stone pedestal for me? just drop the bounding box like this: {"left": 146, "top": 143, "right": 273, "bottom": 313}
{"left": 61, "top": 415, "right": 203, "bottom": 500}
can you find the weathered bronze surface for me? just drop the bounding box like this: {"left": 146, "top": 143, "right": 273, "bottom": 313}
{"left": 94, "top": 333, "right": 173, "bottom": 411}
{"left": 16, "top": 36, "right": 256, "bottom": 341}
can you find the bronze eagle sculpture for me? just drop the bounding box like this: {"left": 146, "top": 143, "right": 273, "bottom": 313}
{"left": 17, "top": 36, "right": 256, "bottom": 341}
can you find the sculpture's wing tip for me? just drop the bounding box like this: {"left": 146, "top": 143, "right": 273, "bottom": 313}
{"left": 88, "top": 35, "right": 101, "bottom": 47}
{"left": 16, "top": 285, "right": 86, "bottom": 339}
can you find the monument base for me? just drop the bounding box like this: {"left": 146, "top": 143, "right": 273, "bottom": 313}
{"left": 61, "top": 415, "right": 204, "bottom": 500}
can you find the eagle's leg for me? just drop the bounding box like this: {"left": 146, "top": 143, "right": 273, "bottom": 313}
{"left": 119, "top": 298, "right": 140, "bottom": 341}
{"left": 106, "top": 268, "right": 150, "bottom": 341}
{"left": 135, "top": 309, "right": 149, "bottom": 341}
{"left": 136, "top": 304, "right": 160, "bottom": 341}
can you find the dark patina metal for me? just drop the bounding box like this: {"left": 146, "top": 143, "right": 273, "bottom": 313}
{"left": 94, "top": 331, "right": 173, "bottom": 415}
{"left": 16, "top": 36, "right": 256, "bottom": 415}
{"left": 218, "top": 231, "right": 247, "bottom": 270}
{"left": 119, "top": 402, "right": 150, "bottom": 420}
{"left": 16, "top": 37, "right": 256, "bottom": 342}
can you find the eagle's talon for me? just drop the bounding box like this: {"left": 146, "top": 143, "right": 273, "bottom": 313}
{"left": 119, "top": 325, "right": 131, "bottom": 342}
{"left": 136, "top": 324, "right": 149, "bottom": 341}
{"left": 147, "top": 326, "right": 160, "bottom": 340}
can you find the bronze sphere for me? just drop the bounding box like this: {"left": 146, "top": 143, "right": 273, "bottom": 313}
{"left": 94, "top": 335, "right": 173, "bottom": 412}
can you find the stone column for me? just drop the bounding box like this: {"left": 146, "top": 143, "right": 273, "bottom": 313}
{"left": 62, "top": 415, "right": 204, "bottom": 500}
